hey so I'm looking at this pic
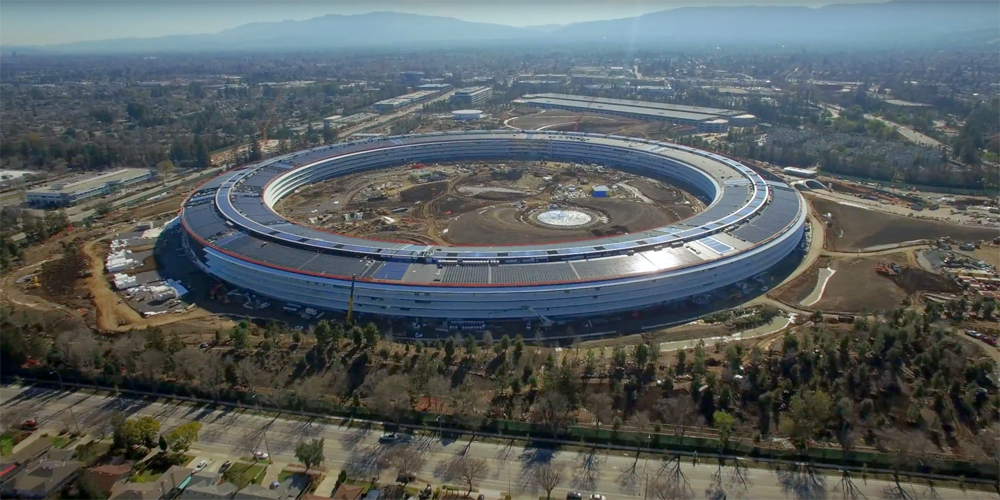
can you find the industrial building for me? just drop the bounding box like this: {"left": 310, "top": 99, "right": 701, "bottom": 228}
{"left": 783, "top": 167, "right": 818, "bottom": 179}
{"left": 450, "top": 86, "right": 493, "bottom": 107}
{"left": 416, "top": 83, "right": 453, "bottom": 92}
{"left": 27, "top": 168, "right": 154, "bottom": 207}
{"left": 178, "top": 130, "right": 804, "bottom": 324}
{"left": 452, "top": 109, "right": 482, "bottom": 121}
{"left": 520, "top": 93, "right": 756, "bottom": 133}
{"left": 372, "top": 91, "right": 436, "bottom": 113}
{"left": 591, "top": 185, "right": 609, "bottom": 197}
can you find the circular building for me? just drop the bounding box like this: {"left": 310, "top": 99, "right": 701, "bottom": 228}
{"left": 176, "top": 130, "right": 806, "bottom": 321}
{"left": 452, "top": 109, "right": 482, "bottom": 121}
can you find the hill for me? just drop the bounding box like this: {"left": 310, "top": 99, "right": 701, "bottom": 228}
{"left": 7, "top": 1, "right": 999, "bottom": 54}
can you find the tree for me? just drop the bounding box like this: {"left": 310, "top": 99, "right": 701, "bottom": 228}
{"left": 456, "top": 457, "right": 489, "bottom": 496}
{"left": 295, "top": 437, "right": 325, "bottom": 475}
{"left": 659, "top": 397, "right": 700, "bottom": 439}
{"left": 780, "top": 390, "right": 832, "bottom": 450}
{"left": 713, "top": 411, "right": 736, "bottom": 450}
{"left": 118, "top": 416, "right": 160, "bottom": 450}
{"left": 230, "top": 326, "right": 249, "bottom": 351}
{"left": 386, "top": 445, "right": 425, "bottom": 484}
{"left": 585, "top": 392, "right": 615, "bottom": 431}
{"left": 647, "top": 456, "right": 693, "bottom": 500}
{"left": 372, "top": 374, "right": 410, "bottom": 422}
{"left": 156, "top": 160, "right": 175, "bottom": 179}
{"left": 531, "top": 462, "right": 565, "bottom": 500}
{"left": 158, "top": 435, "right": 168, "bottom": 453}
{"left": 164, "top": 421, "right": 202, "bottom": 454}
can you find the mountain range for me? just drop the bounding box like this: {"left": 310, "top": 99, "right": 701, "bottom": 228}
{"left": 7, "top": 1, "right": 1000, "bottom": 54}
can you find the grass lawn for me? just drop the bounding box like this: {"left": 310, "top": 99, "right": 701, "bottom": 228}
{"left": 132, "top": 470, "right": 163, "bottom": 483}
{"left": 0, "top": 434, "right": 14, "bottom": 456}
{"left": 51, "top": 436, "right": 74, "bottom": 449}
{"left": 226, "top": 462, "right": 267, "bottom": 485}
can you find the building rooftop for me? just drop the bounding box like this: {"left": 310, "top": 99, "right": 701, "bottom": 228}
{"left": 109, "top": 465, "right": 191, "bottom": 500}
{"left": 84, "top": 462, "right": 134, "bottom": 495}
{"left": 331, "top": 484, "right": 365, "bottom": 500}
{"left": 524, "top": 97, "right": 722, "bottom": 122}
{"left": 454, "top": 86, "right": 491, "bottom": 95}
{"left": 1, "top": 457, "right": 82, "bottom": 498}
{"left": 28, "top": 168, "right": 151, "bottom": 195}
{"left": 529, "top": 93, "right": 741, "bottom": 117}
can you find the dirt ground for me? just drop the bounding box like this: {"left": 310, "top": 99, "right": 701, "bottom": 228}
{"left": 955, "top": 247, "right": 1000, "bottom": 268}
{"left": 773, "top": 257, "right": 831, "bottom": 305}
{"left": 811, "top": 197, "right": 999, "bottom": 251}
{"left": 813, "top": 254, "right": 911, "bottom": 313}
{"left": 443, "top": 197, "right": 679, "bottom": 245}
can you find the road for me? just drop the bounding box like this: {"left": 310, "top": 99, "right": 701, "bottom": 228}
{"left": 817, "top": 102, "right": 944, "bottom": 149}
{"left": 865, "top": 114, "right": 944, "bottom": 149}
{"left": 2, "top": 384, "right": 992, "bottom": 500}
{"left": 342, "top": 90, "right": 456, "bottom": 138}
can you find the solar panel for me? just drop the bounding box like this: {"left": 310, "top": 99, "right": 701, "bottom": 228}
{"left": 701, "top": 238, "right": 733, "bottom": 254}
{"left": 373, "top": 262, "right": 410, "bottom": 281}
{"left": 492, "top": 263, "right": 577, "bottom": 284}
{"left": 441, "top": 266, "right": 489, "bottom": 284}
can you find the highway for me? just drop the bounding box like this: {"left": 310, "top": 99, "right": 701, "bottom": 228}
{"left": 2, "top": 384, "right": 992, "bottom": 500}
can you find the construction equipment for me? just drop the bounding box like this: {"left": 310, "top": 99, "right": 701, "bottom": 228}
{"left": 260, "top": 88, "right": 283, "bottom": 148}
{"left": 572, "top": 95, "right": 599, "bottom": 132}
{"left": 876, "top": 262, "right": 901, "bottom": 276}
{"left": 210, "top": 283, "right": 230, "bottom": 304}
{"left": 524, "top": 305, "right": 553, "bottom": 328}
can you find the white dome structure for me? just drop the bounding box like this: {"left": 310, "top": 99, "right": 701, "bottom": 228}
{"left": 452, "top": 109, "right": 482, "bottom": 121}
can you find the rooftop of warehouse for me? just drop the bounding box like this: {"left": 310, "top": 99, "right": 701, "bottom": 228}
{"left": 28, "top": 168, "right": 151, "bottom": 195}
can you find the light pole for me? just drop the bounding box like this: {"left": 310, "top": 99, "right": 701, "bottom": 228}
{"left": 251, "top": 394, "right": 272, "bottom": 461}
{"left": 50, "top": 371, "right": 81, "bottom": 435}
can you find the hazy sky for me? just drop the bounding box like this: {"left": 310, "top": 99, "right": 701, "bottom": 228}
{"left": 2, "top": 0, "right": 886, "bottom": 46}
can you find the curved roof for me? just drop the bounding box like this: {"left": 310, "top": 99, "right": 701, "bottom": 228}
{"left": 181, "top": 131, "right": 803, "bottom": 287}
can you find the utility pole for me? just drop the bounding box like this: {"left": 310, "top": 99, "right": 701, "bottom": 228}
{"left": 252, "top": 395, "right": 272, "bottom": 461}
{"left": 51, "top": 371, "right": 81, "bottom": 435}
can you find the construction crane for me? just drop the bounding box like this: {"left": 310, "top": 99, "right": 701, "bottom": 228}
{"left": 346, "top": 274, "right": 357, "bottom": 324}
{"left": 572, "top": 95, "right": 599, "bottom": 132}
{"left": 259, "top": 88, "right": 282, "bottom": 149}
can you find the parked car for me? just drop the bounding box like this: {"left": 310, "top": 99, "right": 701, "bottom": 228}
{"left": 590, "top": 495, "right": 606, "bottom": 500}
{"left": 219, "top": 461, "right": 233, "bottom": 472}
{"left": 21, "top": 419, "right": 37, "bottom": 430}
{"left": 195, "top": 460, "right": 208, "bottom": 470}
{"left": 379, "top": 432, "right": 412, "bottom": 444}
{"left": 253, "top": 451, "right": 269, "bottom": 460}
{"left": 567, "top": 493, "right": 583, "bottom": 500}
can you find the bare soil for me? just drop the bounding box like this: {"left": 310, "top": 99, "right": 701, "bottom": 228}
{"left": 774, "top": 257, "right": 831, "bottom": 305}
{"left": 443, "top": 197, "right": 679, "bottom": 246}
{"left": 813, "top": 254, "right": 910, "bottom": 313}
{"left": 811, "top": 197, "right": 998, "bottom": 251}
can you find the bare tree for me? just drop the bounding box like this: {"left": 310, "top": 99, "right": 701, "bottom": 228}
{"left": 835, "top": 470, "right": 867, "bottom": 500}
{"left": 386, "top": 445, "right": 426, "bottom": 484}
{"left": 456, "top": 457, "right": 489, "bottom": 496}
{"left": 776, "top": 462, "right": 826, "bottom": 500}
{"left": 618, "top": 411, "right": 652, "bottom": 495}
{"left": 659, "top": 397, "right": 701, "bottom": 439}
{"left": 877, "top": 429, "right": 933, "bottom": 500}
{"left": 531, "top": 390, "right": 574, "bottom": 437}
{"left": 1, "top": 406, "right": 29, "bottom": 433}
{"left": 372, "top": 374, "right": 411, "bottom": 423}
{"left": 584, "top": 392, "right": 614, "bottom": 431}
{"left": 648, "top": 456, "right": 693, "bottom": 500}
{"left": 531, "top": 462, "right": 565, "bottom": 500}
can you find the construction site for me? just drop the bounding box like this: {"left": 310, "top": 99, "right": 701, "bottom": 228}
{"left": 274, "top": 160, "right": 701, "bottom": 246}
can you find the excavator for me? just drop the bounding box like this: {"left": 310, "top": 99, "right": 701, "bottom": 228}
{"left": 210, "top": 282, "right": 230, "bottom": 304}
